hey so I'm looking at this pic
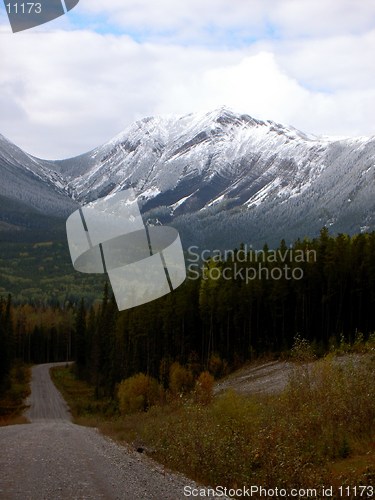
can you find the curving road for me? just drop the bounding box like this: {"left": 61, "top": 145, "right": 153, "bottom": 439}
{"left": 0, "top": 364, "right": 216, "bottom": 500}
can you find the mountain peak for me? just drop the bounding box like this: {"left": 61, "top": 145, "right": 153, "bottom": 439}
{"left": 196, "top": 106, "right": 264, "bottom": 128}
{"left": 1, "top": 109, "right": 374, "bottom": 247}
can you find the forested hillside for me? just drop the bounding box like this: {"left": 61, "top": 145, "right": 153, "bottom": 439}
{"left": 0, "top": 240, "right": 105, "bottom": 305}
{"left": 2, "top": 228, "right": 374, "bottom": 399}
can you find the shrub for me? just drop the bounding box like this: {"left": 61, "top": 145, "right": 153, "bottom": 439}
{"left": 187, "top": 351, "right": 202, "bottom": 377}
{"left": 118, "top": 373, "right": 161, "bottom": 415}
{"left": 366, "top": 331, "right": 375, "bottom": 351}
{"left": 194, "top": 371, "right": 214, "bottom": 405}
{"left": 169, "top": 362, "right": 194, "bottom": 396}
{"left": 283, "top": 355, "right": 375, "bottom": 459}
{"left": 291, "top": 334, "right": 316, "bottom": 362}
{"left": 208, "top": 352, "right": 229, "bottom": 377}
{"left": 110, "top": 354, "right": 375, "bottom": 489}
{"left": 208, "top": 353, "right": 222, "bottom": 377}
{"left": 159, "top": 357, "right": 171, "bottom": 389}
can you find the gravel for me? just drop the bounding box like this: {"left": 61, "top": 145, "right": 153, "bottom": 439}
{"left": 214, "top": 360, "right": 294, "bottom": 395}
{"left": 0, "top": 364, "right": 226, "bottom": 500}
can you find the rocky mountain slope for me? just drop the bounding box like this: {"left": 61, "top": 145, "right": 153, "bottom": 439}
{"left": 1, "top": 108, "right": 375, "bottom": 247}
{"left": 0, "top": 134, "right": 77, "bottom": 236}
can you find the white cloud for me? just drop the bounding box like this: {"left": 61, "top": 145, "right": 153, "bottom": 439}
{"left": 78, "top": 0, "right": 268, "bottom": 40}
{"left": 79, "top": 0, "right": 375, "bottom": 42}
{"left": 268, "top": 0, "right": 375, "bottom": 38}
{"left": 0, "top": 0, "right": 374, "bottom": 158}
{"left": 273, "top": 30, "right": 375, "bottom": 92}
{"left": 0, "top": 29, "right": 240, "bottom": 157}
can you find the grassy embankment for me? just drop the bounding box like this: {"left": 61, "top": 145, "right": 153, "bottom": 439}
{"left": 51, "top": 340, "right": 375, "bottom": 495}
{"left": 0, "top": 363, "right": 31, "bottom": 426}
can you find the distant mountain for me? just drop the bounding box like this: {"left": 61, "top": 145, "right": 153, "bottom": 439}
{"left": 0, "top": 134, "right": 77, "bottom": 237}
{"left": 1, "top": 108, "right": 375, "bottom": 247}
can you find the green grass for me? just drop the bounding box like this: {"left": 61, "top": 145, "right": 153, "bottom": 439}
{"left": 51, "top": 355, "right": 375, "bottom": 495}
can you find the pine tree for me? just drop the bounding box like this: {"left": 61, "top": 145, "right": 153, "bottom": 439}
{"left": 0, "top": 295, "right": 13, "bottom": 391}
{"left": 74, "top": 298, "right": 87, "bottom": 378}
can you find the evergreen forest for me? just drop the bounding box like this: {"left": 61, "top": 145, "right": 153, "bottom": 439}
{"left": 1, "top": 228, "right": 375, "bottom": 396}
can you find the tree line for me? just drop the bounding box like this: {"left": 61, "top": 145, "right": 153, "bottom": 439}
{"left": 1, "top": 228, "right": 375, "bottom": 397}
{"left": 74, "top": 228, "right": 375, "bottom": 396}
{"left": 0, "top": 299, "right": 75, "bottom": 392}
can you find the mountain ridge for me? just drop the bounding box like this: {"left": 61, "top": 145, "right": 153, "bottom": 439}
{"left": 1, "top": 108, "right": 375, "bottom": 248}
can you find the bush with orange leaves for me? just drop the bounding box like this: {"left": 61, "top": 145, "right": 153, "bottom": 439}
{"left": 117, "top": 373, "right": 161, "bottom": 415}
{"left": 194, "top": 371, "right": 214, "bottom": 405}
{"left": 169, "top": 362, "right": 194, "bottom": 396}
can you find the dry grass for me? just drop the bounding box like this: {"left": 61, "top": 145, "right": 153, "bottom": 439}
{"left": 50, "top": 366, "right": 118, "bottom": 427}
{"left": 109, "top": 355, "right": 375, "bottom": 490}
{"left": 51, "top": 355, "right": 375, "bottom": 494}
{"left": 0, "top": 415, "right": 29, "bottom": 426}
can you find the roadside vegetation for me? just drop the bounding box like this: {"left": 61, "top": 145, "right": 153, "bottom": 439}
{"left": 0, "top": 362, "right": 30, "bottom": 426}
{"left": 51, "top": 335, "right": 375, "bottom": 494}
{"left": 51, "top": 365, "right": 117, "bottom": 425}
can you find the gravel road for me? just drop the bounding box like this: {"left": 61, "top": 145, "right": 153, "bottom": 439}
{"left": 0, "top": 364, "right": 221, "bottom": 500}
{"left": 25, "top": 363, "right": 72, "bottom": 422}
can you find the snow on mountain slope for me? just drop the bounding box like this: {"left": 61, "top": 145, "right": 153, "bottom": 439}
{"left": 50, "top": 107, "right": 375, "bottom": 247}
{"left": 2, "top": 108, "right": 375, "bottom": 247}
{"left": 0, "top": 134, "right": 77, "bottom": 218}
{"left": 56, "top": 108, "right": 328, "bottom": 209}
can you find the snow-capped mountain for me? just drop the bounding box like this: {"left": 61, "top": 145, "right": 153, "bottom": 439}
{"left": 1, "top": 108, "right": 375, "bottom": 247}
{"left": 55, "top": 108, "right": 326, "bottom": 207}
{"left": 0, "top": 135, "right": 77, "bottom": 232}
{"left": 0, "top": 133, "right": 77, "bottom": 219}
{"left": 53, "top": 107, "right": 375, "bottom": 247}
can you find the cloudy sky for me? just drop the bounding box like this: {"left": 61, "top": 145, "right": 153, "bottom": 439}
{"left": 0, "top": 0, "right": 374, "bottom": 159}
